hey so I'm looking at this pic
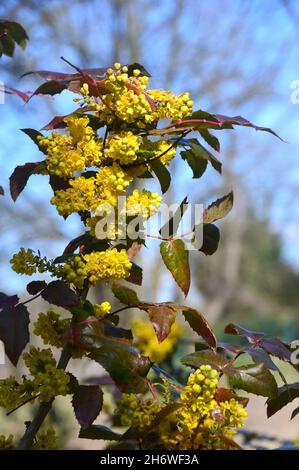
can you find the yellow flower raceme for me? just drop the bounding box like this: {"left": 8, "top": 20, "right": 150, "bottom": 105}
{"left": 33, "top": 309, "right": 70, "bottom": 348}
{"left": 39, "top": 116, "right": 102, "bottom": 179}
{"left": 126, "top": 189, "right": 162, "bottom": 218}
{"left": 115, "top": 393, "right": 162, "bottom": 431}
{"left": 132, "top": 318, "right": 183, "bottom": 363}
{"left": 105, "top": 131, "right": 142, "bottom": 165}
{"left": 10, "top": 248, "right": 43, "bottom": 275}
{"left": 0, "top": 435, "right": 14, "bottom": 450}
{"left": 51, "top": 176, "right": 96, "bottom": 216}
{"left": 147, "top": 89, "right": 193, "bottom": 120}
{"left": 139, "top": 138, "right": 177, "bottom": 166}
{"left": 63, "top": 248, "right": 132, "bottom": 289}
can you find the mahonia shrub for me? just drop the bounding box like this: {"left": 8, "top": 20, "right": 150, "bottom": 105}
{"left": 0, "top": 58, "right": 298, "bottom": 451}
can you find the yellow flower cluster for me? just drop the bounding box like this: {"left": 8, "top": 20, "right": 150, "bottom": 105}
{"left": 115, "top": 393, "right": 162, "bottom": 431}
{"left": 97, "top": 63, "right": 193, "bottom": 128}
{"left": 51, "top": 164, "right": 132, "bottom": 217}
{"left": 126, "top": 189, "right": 162, "bottom": 218}
{"left": 94, "top": 301, "right": 112, "bottom": 317}
{"left": 0, "top": 434, "right": 14, "bottom": 450}
{"left": 63, "top": 248, "right": 132, "bottom": 289}
{"left": 105, "top": 131, "right": 142, "bottom": 165}
{"left": 38, "top": 116, "right": 102, "bottom": 179}
{"left": 147, "top": 89, "right": 193, "bottom": 121}
{"left": 114, "top": 365, "right": 247, "bottom": 450}
{"left": 10, "top": 247, "right": 41, "bottom": 275}
{"left": 33, "top": 309, "right": 70, "bottom": 348}
{"left": 23, "top": 347, "right": 70, "bottom": 402}
{"left": 132, "top": 318, "right": 183, "bottom": 363}
{"left": 31, "top": 427, "right": 57, "bottom": 450}
{"left": 136, "top": 138, "right": 176, "bottom": 166}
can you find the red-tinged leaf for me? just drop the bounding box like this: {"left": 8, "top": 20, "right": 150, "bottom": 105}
{"left": 224, "top": 323, "right": 265, "bottom": 341}
{"left": 244, "top": 347, "right": 278, "bottom": 371}
{"left": 266, "top": 383, "right": 299, "bottom": 417}
{"left": 30, "top": 80, "right": 67, "bottom": 99}
{"left": 0, "top": 292, "right": 19, "bottom": 309}
{"left": 140, "top": 303, "right": 176, "bottom": 343}
{"left": 112, "top": 283, "right": 140, "bottom": 307}
{"left": 79, "top": 424, "right": 122, "bottom": 441}
{"left": 41, "top": 280, "right": 80, "bottom": 308}
{"left": 199, "top": 223, "right": 220, "bottom": 255}
{"left": 203, "top": 192, "right": 234, "bottom": 224}
{"left": 49, "top": 174, "right": 70, "bottom": 192}
{"left": 180, "top": 307, "right": 216, "bottom": 348}
{"left": 21, "top": 128, "right": 45, "bottom": 151}
{"left": 227, "top": 363, "right": 278, "bottom": 398}
{"left": 9, "top": 161, "right": 47, "bottom": 201}
{"left": 126, "top": 262, "right": 143, "bottom": 286}
{"left": 213, "top": 114, "right": 283, "bottom": 141}
{"left": 291, "top": 406, "right": 299, "bottom": 420}
{"left": 63, "top": 233, "right": 91, "bottom": 255}
{"left": 26, "top": 280, "right": 47, "bottom": 296}
{"left": 72, "top": 385, "right": 103, "bottom": 429}
{"left": 0, "top": 304, "right": 30, "bottom": 366}
{"left": 181, "top": 349, "right": 226, "bottom": 370}
{"left": 160, "top": 239, "right": 190, "bottom": 296}
{"left": 1, "top": 85, "right": 30, "bottom": 102}
{"left": 260, "top": 338, "right": 291, "bottom": 362}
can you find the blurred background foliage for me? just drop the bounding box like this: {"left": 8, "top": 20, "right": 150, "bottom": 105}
{"left": 0, "top": 0, "right": 299, "bottom": 446}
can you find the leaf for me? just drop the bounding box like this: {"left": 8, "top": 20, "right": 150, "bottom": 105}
{"left": 227, "top": 363, "right": 278, "bottom": 398}
{"left": 224, "top": 323, "right": 265, "bottom": 341}
{"left": 0, "top": 304, "right": 30, "bottom": 366}
{"left": 0, "top": 21, "right": 28, "bottom": 49}
{"left": 90, "top": 343, "right": 151, "bottom": 393}
{"left": 159, "top": 196, "right": 188, "bottom": 238}
{"left": 213, "top": 114, "right": 283, "bottom": 141}
{"left": 21, "top": 128, "right": 46, "bottom": 152}
{"left": 63, "top": 233, "right": 91, "bottom": 255}
{"left": 79, "top": 425, "right": 122, "bottom": 441}
{"left": 126, "top": 262, "right": 143, "bottom": 286}
{"left": 244, "top": 347, "right": 278, "bottom": 372}
{"left": 181, "top": 139, "right": 222, "bottom": 175}
{"left": 199, "top": 129, "right": 220, "bottom": 152}
{"left": 41, "top": 280, "right": 80, "bottom": 308}
{"left": 0, "top": 292, "right": 19, "bottom": 309}
{"left": 180, "top": 307, "right": 216, "bottom": 348}
{"left": 140, "top": 303, "right": 176, "bottom": 343}
{"left": 30, "top": 80, "right": 68, "bottom": 99}
{"left": 266, "top": 383, "right": 299, "bottom": 417}
{"left": 160, "top": 239, "right": 190, "bottom": 296}
{"left": 181, "top": 349, "right": 226, "bottom": 370}
{"left": 9, "top": 161, "right": 47, "bottom": 201}
{"left": 150, "top": 159, "right": 171, "bottom": 193}
{"left": 198, "top": 224, "right": 220, "bottom": 255}
{"left": 142, "top": 403, "right": 183, "bottom": 435}
{"left": 259, "top": 337, "right": 291, "bottom": 362}
{"left": 72, "top": 385, "right": 103, "bottom": 429}
{"left": 180, "top": 146, "right": 208, "bottom": 178}
{"left": 26, "top": 280, "right": 47, "bottom": 295}
{"left": 112, "top": 283, "right": 140, "bottom": 307}
{"left": 0, "top": 185, "right": 4, "bottom": 196}
{"left": 291, "top": 406, "right": 299, "bottom": 420}
{"left": 203, "top": 192, "right": 234, "bottom": 224}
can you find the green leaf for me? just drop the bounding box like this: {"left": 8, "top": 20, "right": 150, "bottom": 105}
{"left": 159, "top": 196, "right": 188, "bottom": 238}
{"left": 160, "top": 239, "right": 190, "bottom": 296}
{"left": 140, "top": 303, "right": 176, "bottom": 343}
{"left": 199, "top": 129, "right": 220, "bottom": 152}
{"left": 227, "top": 363, "right": 278, "bottom": 398}
{"left": 79, "top": 425, "right": 122, "bottom": 441}
{"left": 180, "top": 307, "right": 216, "bottom": 348}
{"left": 199, "top": 224, "right": 220, "bottom": 255}
{"left": 181, "top": 349, "right": 226, "bottom": 370}
{"left": 90, "top": 343, "right": 151, "bottom": 393}
{"left": 72, "top": 385, "right": 103, "bottom": 429}
{"left": 0, "top": 304, "right": 30, "bottom": 366}
{"left": 180, "top": 147, "right": 208, "bottom": 178}
{"left": 266, "top": 383, "right": 299, "bottom": 417}
{"left": 112, "top": 283, "right": 140, "bottom": 307}
{"left": 150, "top": 159, "right": 171, "bottom": 193}
{"left": 203, "top": 192, "right": 234, "bottom": 224}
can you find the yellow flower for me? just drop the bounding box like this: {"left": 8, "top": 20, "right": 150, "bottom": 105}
{"left": 132, "top": 318, "right": 183, "bottom": 363}
{"left": 105, "top": 131, "right": 142, "bottom": 165}
{"left": 126, "top": 189, "right": 162, "bottom": 218}
{"left": 33, "top": 309, "right": 70, "bottom": 348}
{"left": 94, "top": 301, "right": 111, "bottom": 317}
{"left": 10, "top": 247, "right": 39, "bottom": 275}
